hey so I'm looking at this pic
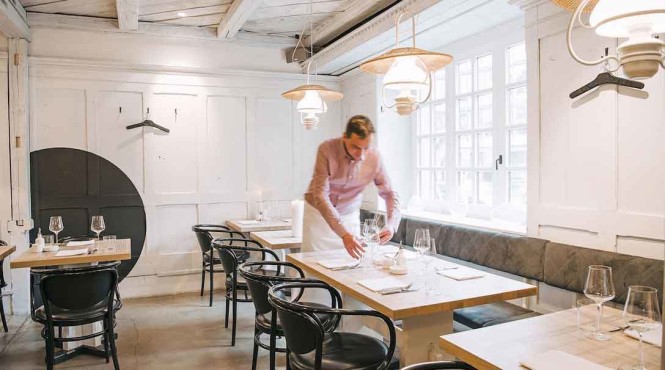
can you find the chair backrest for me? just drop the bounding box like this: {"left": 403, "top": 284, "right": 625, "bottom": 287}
{"left": 40, "top": 264, "right": 118, "bottom": 316}
{"left": 212, "top": 238, "right": 277, "bottom": 278}
{"left": 192, "top": 224, "right": 245, "bottom": 255}
{"left": 240, "top": 261, "right": 307, "bottom": 316}
{"left": 268, "top": 282, "right": 341, "bottom": 356}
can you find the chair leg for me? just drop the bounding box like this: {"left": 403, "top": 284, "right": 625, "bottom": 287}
{"left": 269, "top": 331, "right": 277, "bottom": 370}
{"left": 46, "top": 324, "right": 55, "bottom": 370}
{"left": 251, "top": 329, "right": 259, "bottom": 370}
{"left": 104, "top": 325, "right": 110, "bottom": 363}
{"left": 108, "top": 317, "right": 120, "bottom": 370}
{"left": 209, "top": 262, "right": 214, "bottom": 307}
{"left": 286, "top": 348, "right": 292, "bottom": 370}
{"left": 0, "top": 295, "right": 8, "bottom": 332}
{"left": 224, "top": 296, "right": 230, "bottom": 328}
{"left": 231, "top": 286, "right": 238, "bottom": 346}
{"left": 200, "top": 261, "right": 206, "bottom": 297}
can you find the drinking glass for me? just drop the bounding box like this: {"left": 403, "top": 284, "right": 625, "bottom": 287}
{"left": 424, "top": 239, "right": 440, "bottom": 295}
{"left": 583, "top": 265, "right": 616, "bottom": 341}
{"left": 102, "top": 235, "right": 117, "bottom": 240}
{"left": 623, "top": 286, "right": 661, "bottom": 370}
{"left": 43, "top": 235, "right": 55, "bottom": 245}
{"left": 414, "top": 229, "right": 431, "bottom": 259}
{"left": 91, "top": 215, "right": 106, "bottom": 240}
{"left": 49, "top": 216, "right": 64, "bottom": 244}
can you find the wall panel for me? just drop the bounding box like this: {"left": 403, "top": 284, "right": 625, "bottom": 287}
{"left": 32, "top": 88, "right": 87, "bottom": 151}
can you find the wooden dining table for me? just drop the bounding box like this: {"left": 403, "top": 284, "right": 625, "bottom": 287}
{"left": 250, "top": 230, "right": 301, "bottom": 251}
{"left": 225, "top": 219, "right": 292, "bottom": 233}
{"left": 0, "top": 244, "right": 16, "bottom": 261}
{"left": 287, "top": 249, "right": 538, "bottom": 366}
{"left": 439, "top": 307, "right": 661, "bottom": 369}
{"left": 10, "top": 238, "right": 131, "bottom": 269}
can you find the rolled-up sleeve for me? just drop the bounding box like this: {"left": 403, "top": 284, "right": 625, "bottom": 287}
{"left": 309, "top": 144, "right": 350, "bottom": 238}
{"left": 374, "top": 155, "right": 401, "bottom": 232}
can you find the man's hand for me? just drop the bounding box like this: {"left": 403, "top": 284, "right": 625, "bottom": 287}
{"left": 378, "top": 228, "right": 394, "bottom": 244}
{"left": 342, "top": 233, "right": 365, "bottom": 259}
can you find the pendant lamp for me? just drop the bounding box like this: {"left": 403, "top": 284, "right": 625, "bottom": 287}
{"left": 281, "top": 0, "right": 343, "bottom": 129}
{"left": 566, "top": 0, "right": 665, "bottom": 79}
{"left": 360, "top": 11, "right": 453, "bottom": 116}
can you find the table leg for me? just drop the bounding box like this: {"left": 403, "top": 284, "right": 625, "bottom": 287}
{"left": 399, "top": 311, "right": 453, "bottom": 367}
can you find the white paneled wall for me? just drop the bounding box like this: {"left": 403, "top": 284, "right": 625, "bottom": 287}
{"left": 524, "top": 2, "right": 665, "bottom": 260}
{"left": 25, "top": 59, "right": 342, "bottom": 301}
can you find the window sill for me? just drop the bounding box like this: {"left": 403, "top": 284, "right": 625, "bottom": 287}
{"left": 398, "top": 209, "right": 527, "bottom": 236}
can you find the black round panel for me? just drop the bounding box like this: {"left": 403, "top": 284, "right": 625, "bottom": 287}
{"left": 30, "top": 148, "right": 146, "bottom": 281}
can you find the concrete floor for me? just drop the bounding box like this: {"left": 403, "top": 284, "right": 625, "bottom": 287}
{"left": 0, "top": 292, "right": 282, "bottom": 370}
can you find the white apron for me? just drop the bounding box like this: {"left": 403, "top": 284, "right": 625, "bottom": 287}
{"left": 300, "top": 201, "right": 359, "bottom": 303}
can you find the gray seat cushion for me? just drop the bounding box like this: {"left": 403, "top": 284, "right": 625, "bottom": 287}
{"left": 453, "top": 302, "right": 537, "bottom": 329}
{"left": 543, "top": 242, "right": 664, "bottom": 304}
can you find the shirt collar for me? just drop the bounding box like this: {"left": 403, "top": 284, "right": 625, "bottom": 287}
{"left": 340, "top": 138, "right": 366, "bottom": 162}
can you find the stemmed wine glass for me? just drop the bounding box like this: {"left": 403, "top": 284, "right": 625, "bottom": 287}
{"left": 623, "top": 285, "right": 661, "bottom": 370}
{"left": 583, "top": 265, "right": 616, "bottom": 341}
{"left": 49, "top": 216, "right": 64, "bottom": 244}
{"left": 91, "top": 215, "right": 106, "bottom": 240}
{"left": 413, "top": 229, "right": 431, "bottom": 274}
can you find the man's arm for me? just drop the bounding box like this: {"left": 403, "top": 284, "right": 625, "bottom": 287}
{"left": 374, "top": 156, "right": 401, "bottom": 243}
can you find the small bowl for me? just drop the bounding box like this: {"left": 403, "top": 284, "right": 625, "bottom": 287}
{"left": 43, "top": 245, "right": 60, "bottom": 252}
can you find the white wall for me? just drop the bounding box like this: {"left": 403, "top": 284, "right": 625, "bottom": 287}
{"left": 4, "top": 28, "right": 343, "bottom": 311}
{"left": 524, "top": 2, "right": 665, "bottom": 260}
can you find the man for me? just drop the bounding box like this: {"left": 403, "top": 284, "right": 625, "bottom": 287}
{"left": 303, "top": 115, "right": 400, "bottom": 258}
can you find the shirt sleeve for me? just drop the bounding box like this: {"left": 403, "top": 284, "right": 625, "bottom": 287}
{"left": 309, "top": 144, "right": 350, "bottom": 238}
{"left": 374, "top": 154, "right": 401, "bottom": 232}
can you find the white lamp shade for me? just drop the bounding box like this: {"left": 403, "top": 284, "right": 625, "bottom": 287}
{"left": 297, "top": 91, "right": 327, "bottom": 114}
{"left": 383, "top": 56, "right": 429, "bottom": 91}
{"left": 590, "top": 0, "right": 665, "bottom": 37}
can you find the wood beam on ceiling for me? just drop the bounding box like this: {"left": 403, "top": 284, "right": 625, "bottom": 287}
{"left": 116, "top": 0, "right": 140, "bottom": 31}
{"left": 217, "top": 0, "right": 263, "bottom": 39}
{"left": 0, "top": 0, "right": 30, "bottom": 40}
{"left": 303, "top": 0, "right": 396, "bottom": 47}
{"left": 27, "top": 12, "right": 295, "bottom": 47}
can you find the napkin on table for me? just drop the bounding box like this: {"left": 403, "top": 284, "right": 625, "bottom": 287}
{"left": 237, "top": 220, "right": 260, "bottom": 225}
{"left": 358, "top": 277, "right": 410, "bottom": 293}
{"left": 438, "top": 267, "right": 485, "bottom": 281}
{"left": 624, "top": 326, "right": 662, "bottom": 347}
{"left": 55, "top": 249, "right": 89, "bottom": 257}
{"left": 66, "top": 240, "right": 94, "bottom": 247}
{"left": 520, "top": 350, "right": 611, "bottom": 370}
{"left": 317, "top": 258, "right": 358, "bottom": 270}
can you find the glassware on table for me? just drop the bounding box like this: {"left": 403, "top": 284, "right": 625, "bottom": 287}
{"left": 91, "top": 215, "right": 106, "bottom": 240}
{"left": 424, "top": 239, "right": 440, "bottom": 295}
{"left": 102, "top": 235, "right": 117, "bottom": 240}
{"left": 49, "top": 216, "right": 64, "bottom": 244}
{"left": 413, "top": 228, "right": 431, "bottom": 260}
{"left": 583, "top": 265, "right": 616, "bottom": 341}
{"left": 623, "top": 285, "right": 661, "bottom": 370}
{"left": 576, "top": 298, "right": 599, "bottom": 334}
{"left": 43, "top": 234, "right": 55, "bottom": 245}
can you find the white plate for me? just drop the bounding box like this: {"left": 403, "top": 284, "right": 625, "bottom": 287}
{"left": 43, "top": 245, "right": 59, "bottom": 252}
{"left": 389, "top": 266, "right": 408, "bottom": 275}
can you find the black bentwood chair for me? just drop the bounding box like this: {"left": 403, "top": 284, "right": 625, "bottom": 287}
{"left": 192, "top": 224, "right": 250, "bottom": 307}
{"left": 400, "top": 361, "right": 477, "bottom": 370}
{"left": 240, "top": 261, "right": 341, "bottom": 370}
{"left": 269, "top": 281, "right": 397, "bottom": 370}
{"left": 0, "top": 240, "right": 8, "bottom": 332}
{"left": 212, "top": 238, "right": 281, "bottom": 347}
{"left": 36, "top": 263, "right": 120, "bottom": 370}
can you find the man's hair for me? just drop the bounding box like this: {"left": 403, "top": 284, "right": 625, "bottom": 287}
{"left": 344, "top": 115, "right": 376, "bottom": 139}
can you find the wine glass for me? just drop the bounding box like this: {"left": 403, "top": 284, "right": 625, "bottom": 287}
{"left": 49, "top": 216, "right": 64, "bottom": 244}
{"left": 623, "top": 285, "right": 661, "bottom": 370}
{"left": 583, "top": 265, "right": 616, "bottom": 341}
{"left": 91, "top": 215, "right": 106, "bottom": 240}
{"left": 413, "top": 229, "right": 431, "bottom": 259}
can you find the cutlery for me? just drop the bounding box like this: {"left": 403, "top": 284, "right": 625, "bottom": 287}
{"left": 379, "top": 283, "right": 414, "bottom": 295}
{"left": 331, "top": 262, "right": 361, "bottom": 271}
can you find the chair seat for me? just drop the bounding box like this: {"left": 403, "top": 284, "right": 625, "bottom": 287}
{"left": 255, "top": 302, "right": 334, "bottom": 332}
{"left": 289, "top": 332, "right": 389, "bottom": 370}
{"left": 454, "top": 302, "right": 537, "bottom": 329}
{"left": 35, "top": 301, "right": 109, "bottom": 325}
{"left": 204, "top": 250, "right": 249, "bottom": 265}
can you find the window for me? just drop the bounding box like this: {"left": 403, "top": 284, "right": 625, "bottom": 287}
{"left": 414, "top": 41, "right": 527, "bottom": 224}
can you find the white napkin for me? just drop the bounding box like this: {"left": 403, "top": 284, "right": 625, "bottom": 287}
{"left": 520, "top": 350, "right": 610, "bottom": 370}
{"left": 358, "top": 277, "right": 410, "bottom": 293}
{"left": 65, "top": 240, "right": 94, "bottom": 247}
{"left": 317, "top": 258, "right": 358, "bottom": 270}
{"left": 55, "top": 249, "right": 88, "bottom": 257}
{"left": 438, "top": 268, "right": 485, "bottom": 281}
{"left": 237, "top": 220, "right": 260, "bottom": 225}
{"left": 624, "top": 326, "right": 662, "bottom": 347}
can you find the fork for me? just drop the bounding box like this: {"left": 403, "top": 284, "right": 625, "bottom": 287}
{"left": 331, "top": 261, "right": 361, "bottom": 271}
{"left": 379, "top": 283, "right": 415, "bottom": 295}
